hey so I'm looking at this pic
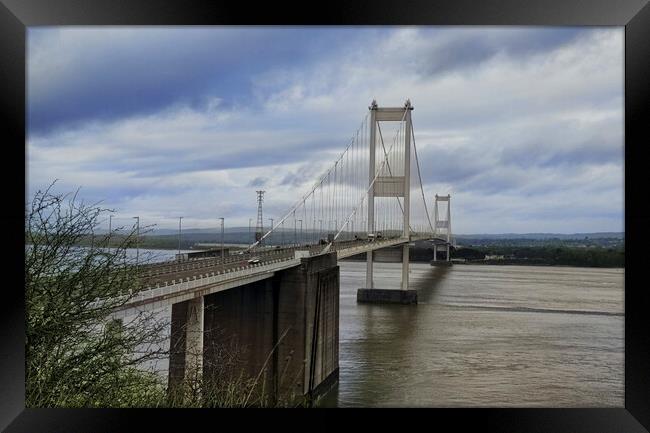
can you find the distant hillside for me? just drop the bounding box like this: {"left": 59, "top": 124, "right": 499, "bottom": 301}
{"left": 93, "top": 226, "right": 299, "bottom": 236}
{"left": 138, "top": 229, "right": 322, "bottom": 249}
{"left": 454, "top": 232, "right": 624, "bottom": 240}
{"left": 92, "top": 226, "right": 625, "bottom": 249}
{"left": 129, "top": 229, "right": 626, "bottom": 240}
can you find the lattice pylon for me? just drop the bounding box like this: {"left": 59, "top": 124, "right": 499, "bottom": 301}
{"left": 255, "top": 190, "right": 265, "bottom": 244}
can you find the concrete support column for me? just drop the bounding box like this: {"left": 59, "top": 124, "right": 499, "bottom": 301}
{"left": 401, "top": 244, "right": 409, "bottom": 290}
{"left": 366, "top": 103, "right": 376, "bottom": 289}
{"left": 366, "top": 251, "right": 373, "bottom": 288}
{"left": 403, "top": 104, "right": 411, "bottom": 240}
{"left": 185, "top": 296, "right": 204, "bottom": 381}
{"left": 168, "top": 296, "right": 204, "bottom": 400}
{"left": 433, "top": 244, "right": 437, "bottom": 261}
{"left": 201, "top": 253, "right": 339, "bottom": 405}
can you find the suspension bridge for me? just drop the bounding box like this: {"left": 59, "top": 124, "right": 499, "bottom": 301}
{"left": 111, "top": 100, "right": 455, "bottom": 403}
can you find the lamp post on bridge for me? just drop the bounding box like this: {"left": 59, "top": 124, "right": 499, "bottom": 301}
{"left": 248, "top": 218, "right": 252, "bottom": 244}
{"left": 219, "top": 217, "right": 225, "bottom": 260}
{"left": 268, "top": 218, "right": 274, "bottom": 246}
{"left": 108, "top": 214, "right": 113, "bottom": 252}
{"left": 293, "top": 211, "right": 297, "bottom": 247}
{"left": 178, "top": 216, "right": 183, "bottom": 259}
{"left": 298, "top": 219, "right": 303, "bottom": 246}
{"left": 132, "top": 216, "right": 139, "bottom": 267}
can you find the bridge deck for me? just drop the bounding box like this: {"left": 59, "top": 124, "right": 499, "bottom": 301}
{"left": 110, "top": 234, "right": 443, "bottom": 317}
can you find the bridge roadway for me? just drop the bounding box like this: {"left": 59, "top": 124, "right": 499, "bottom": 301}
{"left": 109, "top": 235, "right": 444, "bottom": 318}
{"left": 137, "top": 235, "right": 433, "bottom": 287}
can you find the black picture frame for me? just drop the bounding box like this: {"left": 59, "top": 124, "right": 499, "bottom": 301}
{"left": 1, "top": 0, "right": 648, "bottom": 431}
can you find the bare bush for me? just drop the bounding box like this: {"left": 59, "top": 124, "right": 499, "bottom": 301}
{"left": 25, "top": 182, "right": 169, "bottom": 407}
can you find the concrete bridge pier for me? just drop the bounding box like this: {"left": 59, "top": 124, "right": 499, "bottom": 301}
{"left": 430, "top": 243, "right": 453, "bottom": 266}
{"left": 168, "top": 296, "right": 204, "bottom": 402}
{"left": 401, "top": 244, "right": 410, "bottom": 290}
{"left": 167, "top": 253, "right": 340, "bottom": 406}
{"left": 357, "top": 243, "right": 418, "bottom": 304}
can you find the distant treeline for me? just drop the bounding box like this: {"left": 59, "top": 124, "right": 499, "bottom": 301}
{"left": 453, "top": 245, "right": 624, "bottom": 268}
{"left": 456, "top": 236, "right": 623, "bottom": 249}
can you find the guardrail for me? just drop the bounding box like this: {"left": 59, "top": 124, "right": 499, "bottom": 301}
{"left": 115, "top": 257, "right": 302, "bottom": 312}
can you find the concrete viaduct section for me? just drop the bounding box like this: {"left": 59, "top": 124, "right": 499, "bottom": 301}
{"left": 272, "top": 251, "right": 339, "bottom": 401}
{"left": 203, "top": 278, "right": 275, "bottom": 401}
{"left": 168, "top": 253, "right": 339, "bottom": 405}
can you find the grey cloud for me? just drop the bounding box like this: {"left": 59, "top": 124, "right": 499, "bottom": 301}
{"left": 415, "top": 28, "right": 584, "bottom": 78}
{"left": 280, "top": 164, "right": 316, "bottom": 188}
{"left": 28, "top": 27, "right": 360, "bottom": 135}
{"left": 247, "top": 177, "right": 268, "bottom": 187}
{"left": 27, "top": 27, "right": 624, "bottom": 233}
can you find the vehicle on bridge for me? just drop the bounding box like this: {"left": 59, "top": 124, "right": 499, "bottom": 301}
{"left": 247, "top": 257, "right": 261, "bottom": 265}
{"left": 367, "top": 231, "right": 383, "bottom": 241}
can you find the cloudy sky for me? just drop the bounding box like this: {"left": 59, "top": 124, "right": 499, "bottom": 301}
{"left": 27, "top": 26, "right": 624, "bottom": 233}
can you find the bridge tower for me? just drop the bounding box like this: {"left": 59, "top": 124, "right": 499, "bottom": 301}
{"left": 359, "top": 99, "right": 417, "bottom": 303}
{"left": 433, "top": 194, "right": 452, "bottom": 262}
{"left": 255, "top": 190, "right": 265, "bottom": 244}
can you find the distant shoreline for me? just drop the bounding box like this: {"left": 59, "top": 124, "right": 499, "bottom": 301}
{"left": 339, "top": 257, "right": 624, "bottom": 269}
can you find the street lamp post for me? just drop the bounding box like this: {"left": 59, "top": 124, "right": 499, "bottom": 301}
{"left": 298, "top": 219, "right": 303, "bottom": 246}
{"left": 268, "top": 218, "right": 274, "bottom": 246}
{"left": 108, "top": 214, "right": 113, "bottom": 252}
{"left": 178, "top": 216, "right": 183, "bottom": 259}
{"left": 219, "top": 217, "right": 225, "bottom": 260}
{"left": 132, "top": 216, "right": 139, "bottom": 266}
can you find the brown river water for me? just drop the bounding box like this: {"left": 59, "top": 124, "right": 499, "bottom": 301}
{"left": 318, "top": 262, "right": 624, "bottom": 407}
{"left": 136, "top": 250, "right": 624, "bottom": 407}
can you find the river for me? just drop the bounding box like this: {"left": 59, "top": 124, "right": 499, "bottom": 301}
{"left": 129, "top": 249, "right": 624, "bottom": 407}
{"left": 319, "top": 261, "right": 624, "bottom": 407}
